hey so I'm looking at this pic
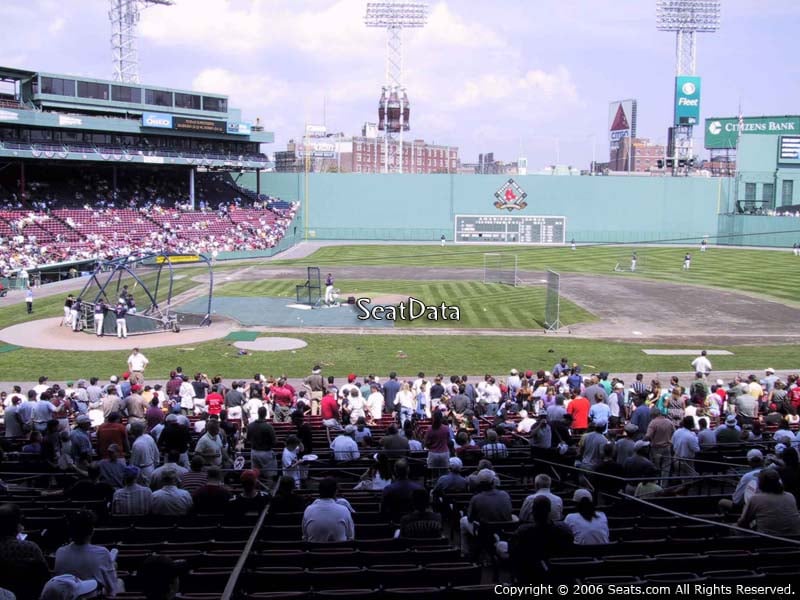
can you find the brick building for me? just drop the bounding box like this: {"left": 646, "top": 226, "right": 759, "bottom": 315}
{"left": 610, "top": 137, "right": 665, "bottom": 172}
{"left": 351, "top": 137, "right": 458, "bottom": 174}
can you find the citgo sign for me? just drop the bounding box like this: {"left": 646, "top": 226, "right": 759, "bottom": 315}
{"left": 704, "top": 116, "right": 800, "bottom": 149}
{"left": 674, "top": 76, "right": 701, "bottom": 126}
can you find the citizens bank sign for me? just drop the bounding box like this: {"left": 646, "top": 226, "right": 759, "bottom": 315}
{"left": 704, "top": 116, "right": 800, "bottom": 149}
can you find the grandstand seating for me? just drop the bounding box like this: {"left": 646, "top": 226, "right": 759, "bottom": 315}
{"left": 0, "top": 397, "right": 798, "bottom": 598}
{"left": 0, "top": 169, "right": 298, "bottom": 272}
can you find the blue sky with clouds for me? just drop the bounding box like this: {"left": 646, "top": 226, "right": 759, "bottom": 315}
{"left": 1, "top": 0, "right": 798, "bottom": 168}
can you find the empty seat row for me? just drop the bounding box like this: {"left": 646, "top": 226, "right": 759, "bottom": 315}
{"left": 246, "top": 547, "right": 461, "bottom": 569}
{"left": 239, "top": 563, "right": 481, "bottom": 594}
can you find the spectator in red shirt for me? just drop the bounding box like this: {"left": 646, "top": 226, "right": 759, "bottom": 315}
{"left": 321, "top": 392, "right": 341, "bottom": 430}
{"left": 96, "top": 412, "right": 130, "bottom": 458}
{"left": 271, "top": 379, "right": 294, "bottom": 423}
{"left": 567, "top": 391, "right": 591, "bottom": 433}
{"left": 206, "top": 386, "right": 224, "bottom": 416}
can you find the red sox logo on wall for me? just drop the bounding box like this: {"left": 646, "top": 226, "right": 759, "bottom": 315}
{"left": 493, "top": 179, "right": 528, "bottom": 211}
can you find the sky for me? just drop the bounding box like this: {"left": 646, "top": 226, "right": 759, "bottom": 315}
{"left": 0, "top": 0, "right": 798, "bottom": 169}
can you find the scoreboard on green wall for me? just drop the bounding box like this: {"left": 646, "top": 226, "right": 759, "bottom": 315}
{"left": 454, "top": 214, "right": 566, "bottom": 244}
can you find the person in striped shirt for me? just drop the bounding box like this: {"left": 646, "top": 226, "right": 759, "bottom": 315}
{"left": 111, "top": 466, "right": 152, "bottom": 516}
{"left": 179, "top": 455, "right": 208, "bottom": 494}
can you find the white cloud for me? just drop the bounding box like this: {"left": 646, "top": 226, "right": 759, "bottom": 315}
{"left": 424, "top": 3, "right": 506, "bottom": 51}
{"left": 140, "top": 0, "right": 512, "bottom": 62}
{"left": 140, "top": 0, "right": 375, "bottom": 58}
{"left": 191, "top": 67, "right": 291, "bottom": 123}
{"left": 453, "top": 66, "right": 579, "bottom": 109}
{"left": 48, "top": 17, "right": 65, "bottom": 34}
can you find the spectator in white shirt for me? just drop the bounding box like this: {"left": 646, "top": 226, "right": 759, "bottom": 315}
{"left": 366, "top": 384, "right": 384, "bottom": 425}
{"left": 691, "top": 350, "right": 712, "bottom": 376}
{"left": 347, "top": 388, "right": 366, "bottom": 425}
{"left": 516, "top": 410, "right": 536, "bottom": 434}
{"left": 178, "top": 377, "right": 197, "bottom": 415}
{"left": 126, "top": 348, "right": 149, "bottom": 386}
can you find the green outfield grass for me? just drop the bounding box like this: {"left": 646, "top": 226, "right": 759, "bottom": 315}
{"left": 272, "top": 244, "right": 800, "bottom": 306}
{"left": 0, "top": 244, "right": 798, "bottom": 381}
{"left": 0, "top": 333, "right": 798, "bottom": 381}
{"left": 214, "top": 279, "right": 596, "bottom": 329}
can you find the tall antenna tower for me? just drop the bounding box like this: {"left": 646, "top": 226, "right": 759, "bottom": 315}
{"left": 109, "top": 0, "right": 174, "bottom": 83}
{"left": 364, "top": 0, "right": 427, "bottom": 173}
{"left": 656, "top": 0, "right": 720, "bottom": 165}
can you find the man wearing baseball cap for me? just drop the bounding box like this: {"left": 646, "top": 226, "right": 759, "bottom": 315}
{"left": 111, "top": 466, "right": 152, "bottom": 516}
{"left": 432, "top": 457, "right": 467, "bottom": 498}
{"left": 719, "top": 449, "right": 766, "bottom": 514}
{"left": 40, "top": 574, "right": 97, "bottom": 600}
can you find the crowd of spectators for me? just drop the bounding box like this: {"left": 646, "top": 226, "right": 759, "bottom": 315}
{"left": 0, "top": 355, "right": 799, "bottom": 595}
{"left": 0, "top": 172, "right": 298, "bottom": 276}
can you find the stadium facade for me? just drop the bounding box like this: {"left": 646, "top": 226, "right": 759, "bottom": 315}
{"left": 0, "top": 65, "right": 274, "bottom": 203}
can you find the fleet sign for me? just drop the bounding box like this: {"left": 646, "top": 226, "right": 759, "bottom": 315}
{"left": 674, "top": 76, "right": 701, "bottom": 126}
{"left": 704, "top": 116, "right": 800, "bottom": 149}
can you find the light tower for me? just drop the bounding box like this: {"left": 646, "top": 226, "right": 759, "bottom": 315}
{"left": 364, "top": 1, "right": 427, "bottom": 174}
{"left": 109, "top": 0, "right": 174, "bottom": 83}
{"left": 656, "top": 0, "right": 720, "bottom": 168}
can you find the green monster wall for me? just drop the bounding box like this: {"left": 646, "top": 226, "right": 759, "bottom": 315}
{"left": 243, "top": 172, "right": 732, "bottom": 244}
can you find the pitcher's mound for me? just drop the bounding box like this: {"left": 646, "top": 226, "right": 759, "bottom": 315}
{"left": 234, "top": 337, "right": 307, "bottom": 352}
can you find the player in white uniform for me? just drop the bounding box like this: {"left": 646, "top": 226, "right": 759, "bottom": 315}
{"left": 324, "top": 273, "right": 335, "bottom": 305}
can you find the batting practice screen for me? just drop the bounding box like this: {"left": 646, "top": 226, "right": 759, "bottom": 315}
{"left": 454, "top": 214, "right": 566, "bottom": 244}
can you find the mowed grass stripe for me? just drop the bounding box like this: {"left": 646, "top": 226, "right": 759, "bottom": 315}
{"left": 214, "top": 279, "right": 594, "bottom": 329}
{"left": 276, "top": 245, "right": 800, "bottom": 305}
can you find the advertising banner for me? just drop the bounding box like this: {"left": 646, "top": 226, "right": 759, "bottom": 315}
{"left": 172, "top": 117, "right": 226, "bottom": 134}
{"left": 779, "top": 136, "right": 800, "bottom": 164}
{"left": 155, "top": 254, "right": 202, "bottom": 264}
{"left": 305, "top": 124, "right": 327, "bottom": 137}
{"left": 227, "top": 122, "right": 252, "bottom": 135}
{"left": 298, "top": 141, "right": 336, "bottom": 158}
{"left": 141, "top": 112, "right": 173, "bottom": 129}
{"left": 704, "top": 116, "right": 800, "bottom": 149}
{"left": 674, "top": 76, "right": 701, "bottom": 126}
{"left": 608, "top": 100, "right": 636, "bottom": 148}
